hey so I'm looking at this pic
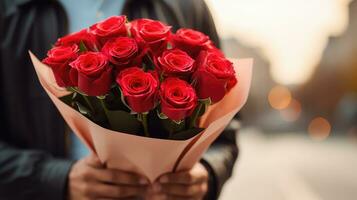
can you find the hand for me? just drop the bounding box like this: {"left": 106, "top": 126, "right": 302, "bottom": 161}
{"left": 150, "top": 163, "right": 209, "bottom": 200}
{"left": 67, "top": 154, "right": 149, "bottom": 200}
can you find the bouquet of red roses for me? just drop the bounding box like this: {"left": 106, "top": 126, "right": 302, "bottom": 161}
{"left": 30, "top": 15, "right": 252, "bottom": 182}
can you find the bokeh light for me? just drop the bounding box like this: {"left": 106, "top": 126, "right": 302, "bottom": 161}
{"left": 268, "top": 85, "right": 292, "bottom": 110}
{"left": 308, "top": 117, "right": 331, "bottom": 141}
{"left": 280, "top": 99, "right": 302, "bottom": 122}
{"left": 206, "top": 0, "right": 351, "bottom": 84}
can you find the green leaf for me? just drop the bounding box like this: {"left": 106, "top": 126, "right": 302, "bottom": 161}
{"left": 199, "top": 98, "right": 212, "bottom": 105}
{"left": 72, "top": 92, "right": 78, "bottom": 99}
{"left": 142, "top": 63, "right": 148, "bottom": 71}
{"left": 159, "top": 72, "right": 164, "bottom": 82}
{"left": 74, "top": 102, "right": 92, "bottom": 117}
{"left": 68, "top": 87, "right": 87, "bottom": 96}
{"left": 156, "top": 110, "right": 168, "bottom": 119}
{"left": 198, "top": 98, "right": 212, "bottom": 116}
{"left": 79, "top": 40, "right": 88, "bottom": 52}
{"left": 59, "top": 93, "right": 75, "bottom": 106}
{"left": 104, "top": 87, "right": 130, "bottom": 112}
{"left": 137, "top": 113, "right": 143, "bottom": 122}
{"left": 167, "top": 42, "right": 173, "bottom": 49}
{"left": 105, "top": 109, "right": 142, "bottom": 134}
{"left": 173, "top": 119, "right": 184, "bottom": 125}
{"left": 160, "top": 118, "right": 186, "bottom": 137}
{"left": 80, "top": 95, "right": 108, "bottom": 124}
{"left": 117, "top": 86, "right": 132, "bottom": 110}
{"left": 96, "top": 95, "right": 106, "bottom": 100}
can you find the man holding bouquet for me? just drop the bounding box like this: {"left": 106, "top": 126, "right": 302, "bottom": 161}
{"left": 0, "top": 0, "right": 239, "bottom": 199}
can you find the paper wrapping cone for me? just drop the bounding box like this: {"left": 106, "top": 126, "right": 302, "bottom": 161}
{"left": 29, "top": 51, "right": 252, "bottom": 182}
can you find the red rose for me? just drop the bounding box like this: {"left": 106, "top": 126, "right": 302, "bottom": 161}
{"left": 116, "top": 67, "right": 159, "bottom": 113}
{"left": 155, "top": 49, "right": 195, "bottom": 78}
{"left": 160, "top": 78, "right": 197, "bottom": 121}
{"left": 70, "top": 52, "right": 112, "bottom": 96}
{"left": 203, "top": 40, "right": 224, "bottom": 56}
{"left": 130, "top": 19, "right": 171, "bottom": 54}
{"left": 55, "top": 29, "right": 98, "bottom": 51}
{"left": 90, "top": 16, "right": 128, "bottom": 46}
{"left": 172, "top": 28, "right": 209, "bottom": 58}
{"left": 101, "top": 37, "right": 144, "bottom": 71}
{"left": 43, "top": 44, "right": 79, "bottom": 87}
{"left": 192, "top": 51, "right": 237, "bottom": 103}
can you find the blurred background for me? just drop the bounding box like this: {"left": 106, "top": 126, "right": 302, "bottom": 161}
{"left": 205, "top": 0, "right": 357, "bottom": 199}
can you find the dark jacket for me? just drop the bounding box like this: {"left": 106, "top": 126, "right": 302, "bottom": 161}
{"left": 0, "top": 0, "right": 239, "bottom": 199}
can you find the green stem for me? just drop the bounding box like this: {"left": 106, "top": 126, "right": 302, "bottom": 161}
{"left": 99, "top": 98, "right": 108, "bottom": 113}
{"left": 141, "top": 113, "right": 150, "bottom": 137}
{"left": 98, "top": 97, "right": 111, "bottom": 126}
{"left": 82, "top": 95, "right": 95, "bottom": 113}
{"left": 189, "top": 102, "right": 204, "bottom": 128}
{"left": 169, "top": 120, "right": 175, "bottom": 139}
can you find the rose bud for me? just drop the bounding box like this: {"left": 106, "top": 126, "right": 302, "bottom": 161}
{"left": 101, "top": 37, "right": 144, "bottom": 72}
{"left": 69, "top": 52, "right": 112, "bottom": 96}
{"left": 55, "top": 29, "right": 99, "bottom": 51}
{"left": 43, "top": 44, "right": 79, "bottom": 87}
{"left": 160, "top": 78, "right": 197, "bottom": 121}
{"left": 116, "top": 67, "right": 159, "bottom": 113}
{"left": 171, "top": 28, "right": 209, "bottom": 58}
{"left": 90, "top": 15, "right": 128, "bottom": 46}
{"left": 155, "top": 49, "right": 195, "bottom": 79}
{"left": 129, "top": 18, "right": 171, "bottom": 54}
{"left": 192, "top": 51, "right": 237, "bottom": 103}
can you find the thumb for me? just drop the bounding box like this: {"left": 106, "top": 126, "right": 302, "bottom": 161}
{"left": 84, "top": 153, "right": 104, "bottom": 168}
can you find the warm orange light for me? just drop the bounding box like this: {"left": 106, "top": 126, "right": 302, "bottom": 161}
{"left": 280, "top": 99, "right": 302, "bottom": 122}
{"left": 308, "top": 117, "right": 331, "bottom": 141}
{"left": 268, "top": 85, "right": 292, "bottom": 110}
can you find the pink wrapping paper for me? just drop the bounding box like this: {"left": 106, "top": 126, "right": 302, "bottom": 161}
{"left": 29, "top": 51, "right": 252, "bottom": 183}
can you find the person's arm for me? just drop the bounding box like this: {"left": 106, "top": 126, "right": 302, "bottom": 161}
{"left": 0, "top": 4, "right": 72, "bottom": 198}
{"left": 0, "top": 140, "right": 153, "bottom": 200}
{"left": 0, "top": 140, "right": 73, "bottom": 199}
{"left": 200, "top": 123, "right": 239, "bottom": 199}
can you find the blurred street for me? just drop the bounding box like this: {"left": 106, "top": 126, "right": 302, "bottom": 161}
{"left": 220, "top": 129, "right": 357, "bottom": 200}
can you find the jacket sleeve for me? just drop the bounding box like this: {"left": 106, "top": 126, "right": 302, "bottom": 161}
{"left": 188, "top": 1, "right": 239, "bottom": 199}
{"left": 0, "top": 141, "right": 74, "bottom": 200}
{"left": 200, "top": 123, "right": 239, "bottom": 200}
{"left": 0, "top": 4, "right": 73, "bottom": 200}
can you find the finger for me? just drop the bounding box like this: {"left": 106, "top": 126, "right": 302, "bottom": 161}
{"left": 84, "top": 153, "right": 104, "bottom": 168}
{"left": 159, "top": 171, "right": 208, "bottom": 185}
{"left": 161, "top": 182, "right": 207, "bottom": 197}
{"left": 87, "top": 182, "right": 148, "bottom": 199}
{"left": 90, "top": 168, "right": 149, "bottom": 186}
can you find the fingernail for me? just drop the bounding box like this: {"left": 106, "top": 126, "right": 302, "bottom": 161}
{"left": 159, "top": 176, "right": 168, "bottom": 183}
{"left": 139, "top": 178, "right": 148, "bottom": 185}
{"left": 153, "top": 183, "right": 161, "bottom": 192}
